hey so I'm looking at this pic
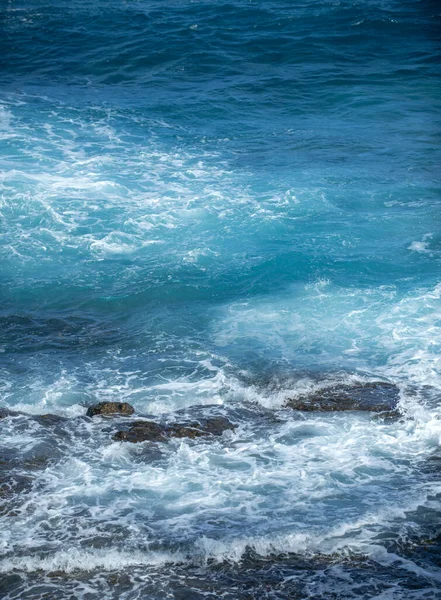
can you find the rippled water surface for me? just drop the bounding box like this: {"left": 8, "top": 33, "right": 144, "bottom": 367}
{"left": 1, "top": 1, "right": 441, "bottom": 598}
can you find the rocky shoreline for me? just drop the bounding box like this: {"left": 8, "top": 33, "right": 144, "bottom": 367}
{"left": 2, "top": 379, "right": 440, "bottom": 600}
{"left": 1, "top": 380, "right": 401, "bottom": 448}
{"left": 0, "top": 380, "right": 402, "bottom": 511}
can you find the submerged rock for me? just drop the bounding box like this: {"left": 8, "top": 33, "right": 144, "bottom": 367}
{"left": 286, "top": 381, "right": 399, "bottom": 413}
{"left": 0, "top": 464, "right": 34, "bottom": 517}
{"left": 114, "top": 417, "right": 235, "bottom": 443}
{"left": 0, "top": 409, "right": 69, "bottom": 426}
{"left": 86, "top": 402, "right": 135, "bottom": 418}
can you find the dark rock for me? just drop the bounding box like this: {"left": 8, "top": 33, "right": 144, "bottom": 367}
{"left": 286, "top": 381, "right": 399, "bottom": 413}
{"left": 1, "top": 409, "right": 69, "bottom": 429}
{"left": 47, "top": 571, "right": 68, "bottom": 579}
{"left": 114, "top": 417, "right": 236, "bottom": 444}
{"left": 35, "top": 413, "right": 68, "bottom": 426}
{"left": 106, "top": 572, "right": 132, "bottom": 586}
{"left": 22, "top": 456, "right": 53, "bottom": 470}
{"left": 0, "top": 408, "right": 20, "bottom": 419}
{"left": 371, "top": 410, "right": 401, "bottom": 422}
{"left": 167, "top": 424, "right": 207, "bottom": 439}
{"left": 203, "top": 417, "right": 237, "bottom": 435}
{"left": 86, "top": 402, "right": 135, "bottom": 418}
{"left": 114, "top": 421, "right": 165, "bottom": 443}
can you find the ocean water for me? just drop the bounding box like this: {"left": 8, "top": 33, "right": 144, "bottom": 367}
{"left": 1, "top": 0, "right": 441, "bottom": 598}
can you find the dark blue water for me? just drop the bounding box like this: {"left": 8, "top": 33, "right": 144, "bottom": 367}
{"left": 1, "top": 1, "right": 441, "bottom": 598}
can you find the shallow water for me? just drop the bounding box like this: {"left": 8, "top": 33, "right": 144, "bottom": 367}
{"left": 1, "top": 0, "right": 441, "bottom": 598}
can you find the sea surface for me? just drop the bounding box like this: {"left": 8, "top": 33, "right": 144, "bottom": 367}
{"left": 1, "top": 1, "right": 441, "bottom": 598}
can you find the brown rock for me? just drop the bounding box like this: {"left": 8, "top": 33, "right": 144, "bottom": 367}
{"left": 113, "top": 421, "right": 165, "bottom": 443}
{"left": 86, "top": 402, "right": 135, "bottom": 418}
{"left": 113, "top": 417, "right": 236, "bottom": 444}
{"left": 167, "top": 424, "right": 207, "bottom": 439}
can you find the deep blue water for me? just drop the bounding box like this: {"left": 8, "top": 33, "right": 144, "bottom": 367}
{"left": 1, "top": 1, "right": 441, "bottom": 598}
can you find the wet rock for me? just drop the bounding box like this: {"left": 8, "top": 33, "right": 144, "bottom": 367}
{"left": 46, "top": 571, "right": 68, "bottom": 579}
{"left": 114, "top": 417, "right": 236, "bottom": 443}
{"left": 35, "top": 413, "right": 68, "bottom": 426}
{"left": 114, "top": 421, "right": 165, "bottom": 443}
{"left": 286, "top": 381, "right": 399, "bottom": 413}
{"left": 86, "top": 402, "right": 135, "bottom": 418}
{"left": 106, "top": 572, "right": 132, "bottom": 586}
{"left": 0, "top": 408, "right": 20, "bottom": 419}
{"left": 0, "top": 446, "right": 55, "bottom": 474}
{"left": 371, "top": 410, "right": 401, "bottom": 422}
{"left": 21, "top": 455, "right": 53, "bottom": 470}
{"left": 167, "top": 423, "right": 208, "bottom": 439}
{"left": 201, "top": 417, "right": 236, "bottom": 435}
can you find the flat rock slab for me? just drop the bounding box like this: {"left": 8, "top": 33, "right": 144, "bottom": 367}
{"left": 86, "top": 402, "right": 135, "bottom": 417}
{"left": 114, "top": 417, "right": 236, "bottom": 443}
{"left": 286, "top": 381, "right": 399, "bottom": 413}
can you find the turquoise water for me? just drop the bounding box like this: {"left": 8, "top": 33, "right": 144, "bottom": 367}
{"left": 1, "top": 1, "right": 441, "bottom": 598}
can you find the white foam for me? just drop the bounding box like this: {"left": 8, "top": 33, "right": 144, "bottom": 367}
{"left": 408, "top": 233, "right": 433, "bottom": 254}
{"left": 0, "top": 104, "right": 13, "bottom": 132}
{"left": 0, "top": 548, "right": 186, "bottom": 574}
{"left": 213, "top": 280, "right": 441, "bottom": 393}
{"left": 409, "top": 241, "right": 430, "bottom": 253}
